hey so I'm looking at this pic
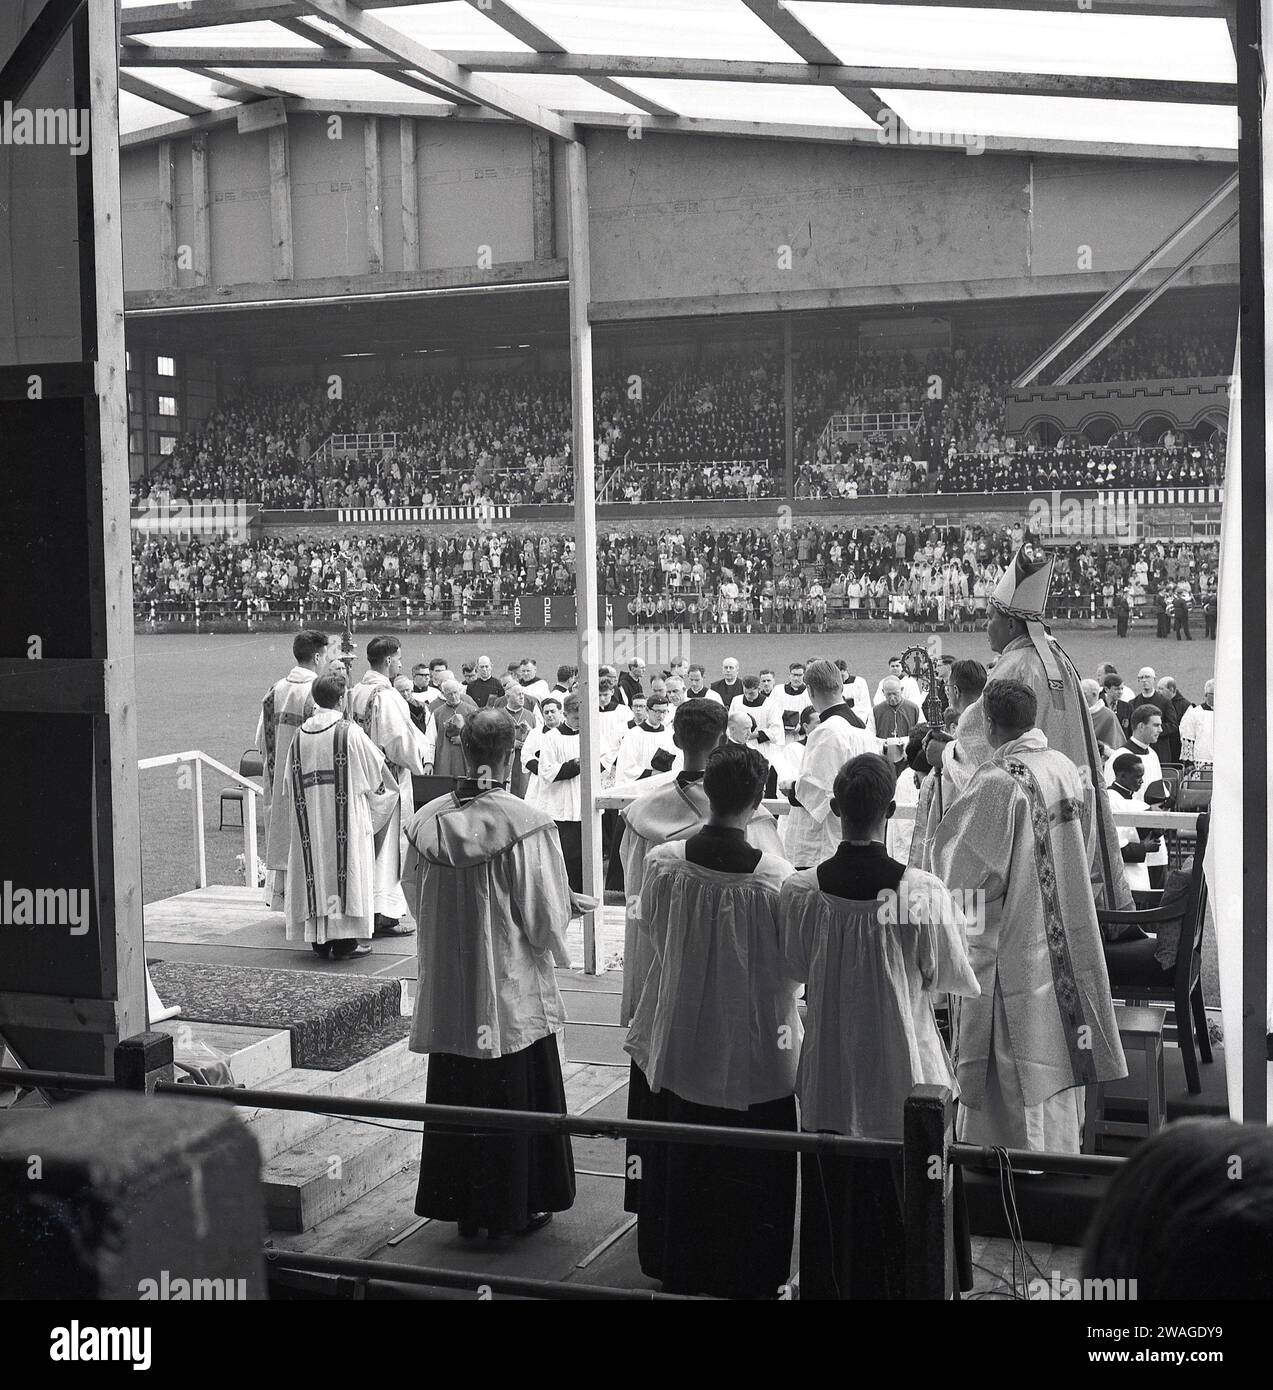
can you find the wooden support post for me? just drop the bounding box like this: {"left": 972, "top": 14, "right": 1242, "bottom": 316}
{"left": 244, "top": 787, "right": 259, "bottom": 895}
{"left": 89, "top": 0, "right": 147, "bottom": 1054}
{"left": 191, "top": 130, "right": 210, "bottom": 287}
{"left": 157, "top": 140, "right": 176, "bottom": 289}
{"left": 565, "top": 138, "right": 601, "bottom": 974}
{"left": 268, "top": 121, "right": 293, "bottom": 282}
{"left": 531, "top": 128, "right": 555, "bottom": 261}
{"left": 364, "top": 116, "right": 383, "bottom": 276}
{"left": 399, "top": 116, "right": 419, "bottom": 273}
{"left": 903, "top": 1084, "right": 955, "bottom": 1300}
{"left": 190, "top": 757, "right": 207, "bottom": 889}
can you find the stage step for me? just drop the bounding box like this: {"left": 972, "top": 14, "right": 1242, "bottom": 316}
{"left": 261, "top": 1071, "right": 429, "bottom": 1233}
{"left": 236, "top": 1038, "right": 423, "bottom": 1165}
{"left": 154, "top": 1019, "right": 291, "bottom": 1090}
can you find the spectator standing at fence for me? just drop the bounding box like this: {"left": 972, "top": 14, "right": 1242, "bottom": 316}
{"left": 282, "top": 672, "right": 398, "bottom": 961}
{"left": 933, "top": 680, "right": 1126, "bottom": 1154}
{"left": 347, "top": 636, "right": 426, "bottom": 937}
{"left": 780, "top": 753, "right": 979, "bottom": 1299}
{"left": 404, "top": 710, "right": 576, "bottom": 1241}
{"left": 626, "top": 745, "right": 800, "bottom": 1298}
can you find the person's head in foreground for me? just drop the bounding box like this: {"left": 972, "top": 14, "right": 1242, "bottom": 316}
{"left": 540, "top": 696, "right": 562, "bottom": 729}
{"left": 673, "top": 698, "right": 727, "bottom": 761}
{"left": 1131, "top": 705, "right": 1163, "bottom": 748}
{"left": 367, "top": 635, "right": 402, "bottom": 677}
{"left": 1110, "top": 752, "right": 1145, "bottom": 796}
{"left": 311, "top": 672, "right": 346, "bottom": 710}
{"left": 703, "top": 743, "right": 768, "bottom": 828}
{"left": 293, "top": 629, "right": 331, "bottom": 672}
{"left": 982, "top": 679, "right": 1038, "bottom": 751}
{"left": 460, "top": 708, "right": 515, "bottom": 788}
{"left": 644, "top": 695, "right": 670, "bottom": 730}
{"left": 726, "top": 710, "right": 754, "bottom": 746}
{"left": 1083, "top": 1119, "right": 1273, "bottom": 1300}
{"left": 829, "top": 753, "right": 896, "bottom": 844}
{"left": 948, "top": 659, "right": 987, "bottom": 716}
{"left": 561, "top": 693, "right": 581, "bottom": 731}
{"left": 441, "top": 678, "right": 465, "bottom": 708}
{"left": 803, "top": 658, "right": 846, "bottom": 713}
{"left": 880, "top": 677, "right": 904, "bottom": 708}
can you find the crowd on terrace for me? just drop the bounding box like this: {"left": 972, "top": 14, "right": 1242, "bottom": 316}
{"left": 130, "top": 320, "right": 1231, "bottom": 512}
{"left": 132, "top": 519, "right": 1217, "bottom": 630}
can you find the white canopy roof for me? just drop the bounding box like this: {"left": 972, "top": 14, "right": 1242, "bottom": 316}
{"left": 118, "top": 0, "right": 1238, "bottom": 161}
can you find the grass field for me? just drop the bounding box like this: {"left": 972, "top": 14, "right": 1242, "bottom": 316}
{"left": 136, "top": 623, "right": 1217, "bottom": 904}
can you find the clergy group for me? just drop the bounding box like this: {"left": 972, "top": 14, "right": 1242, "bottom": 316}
{"left": 248, "top": 546, "right": 1148, "bottom": 1298}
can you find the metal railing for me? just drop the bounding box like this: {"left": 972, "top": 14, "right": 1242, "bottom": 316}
{"left": 137, "top": 749, "right": 262, "bottom": 890}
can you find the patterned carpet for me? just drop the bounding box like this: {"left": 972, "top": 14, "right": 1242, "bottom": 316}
{"left": 148, "top": 960, "right": 402, "bottom": 1070}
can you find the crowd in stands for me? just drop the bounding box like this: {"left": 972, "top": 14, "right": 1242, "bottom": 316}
{"left": 133, "top": 519, "right": 1218, "bottom": 631}
{"left": 130, "top": 318, "right": 1231, "bottom": 512}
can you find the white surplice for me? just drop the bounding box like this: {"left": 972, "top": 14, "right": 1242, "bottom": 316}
{"left": 281, "top": 710, "right": 397, "bottom": 944}
{"left": 784, "top": 710, "right": 879, "bottom": 869}
{"left": 779, "top": 867, "right": 979, "bottom": 1137}
{"left": 347, "top": 671, "right": 425, "bottom": 918}
{"left": 624, "top": 843, "right": 801, "bottom": 1111}
{"left": 255, "top": 666, "right": 316, "bottom": 908}
{"left": 403, "top": 788, "right": 572, "bottom": 1059}
{"left": 614, "top": 723, "right": 680, "bottom": 786}
{"left": 618, "top": 778, "right": 785, "bottom": 1025}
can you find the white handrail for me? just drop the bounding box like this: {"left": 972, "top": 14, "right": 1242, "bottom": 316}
{"left": 138, "top": 749, "right": 262, "bottom": 891}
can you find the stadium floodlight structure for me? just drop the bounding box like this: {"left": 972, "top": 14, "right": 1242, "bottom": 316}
{"left": 90, "top": 0, "right": 1265, "bottom": 1121}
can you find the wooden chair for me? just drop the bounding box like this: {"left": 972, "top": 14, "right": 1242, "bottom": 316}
{"left": 1099, "top": 812, "right": 1211, "bottom": 1094}
{"left": 219, "top": 748, "right": 264, "bottom": 830}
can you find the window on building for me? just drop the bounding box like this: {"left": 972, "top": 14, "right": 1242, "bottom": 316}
{"left": 157, "top": 395, "right": 177, "bottom": 417}
{"left": 125, "top": 350, "right": 132, "bottom": 371}
{"left": 129, "top": 432, "right": 141, "bottom": 456}
{"left": 157, "top": 355, "right": 175, "bottom": 377}
{"left": 158, "top": 435, "right": 177, "bottom": 456}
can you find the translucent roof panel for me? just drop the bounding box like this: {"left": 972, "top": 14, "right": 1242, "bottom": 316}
{"left": 120, "top": 90, "right": 191, "bottom": 136}
{"left": 622, "top": 79, "right": 879, "bottom": 128}
{"left": 367, "top": 2, "right": 536, "bottom": 53}
{"left": 214, "top": 68, "right": 454, "bottom": 107}
{"left": 789, "top": 3, "right": 1236, "bottom": 81}
{"left": 125, "top": 70, "right": 241, "bottom": 109}
{"left": 876, "top": 90, "right": 1239, "bottom": 149}
{"left": 121, "top": 21, "right": 326, "bottom": 50}
{"left": 477, "top": 74, "right": 639, "bottom": 114}
{"left": 510, "top": 0, "right": 805, "bottom": 61}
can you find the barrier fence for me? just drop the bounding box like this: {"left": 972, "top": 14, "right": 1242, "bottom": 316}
{"left": 0, "top": 1050, "right": 1128, "bottom": 1301}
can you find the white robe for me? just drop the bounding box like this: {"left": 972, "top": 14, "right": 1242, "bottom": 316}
{"left": 933, "top": 729, "right": 1127, "bottom": 1152}
{"left": 618, "top": 778, "right": 785, "bottom": 1025}
{"left": 614, "top": 723, "right": 679, "bottom": 786}
{"left": 624, "top": 844, "right": 801, "bottom": 1111}
{"left": 784, "top": 712, "right": 879, "bottom": 869}
{"left": 347, "top": 671, "right": 425, "bottom": 918}
{"left": 536, "top": 726, "right": 583, "bottom": 823}
{"left": 403, "top": 789, "right": 572, "bottom": 1059}
{"left": 255, "top": 666, "right": 316, "bottom": 908}
{"left": 778, "top": 867, "right": 979, "bottom": 1137}
{"left": 282, "top": 710, "right": 396, "bottom": 944}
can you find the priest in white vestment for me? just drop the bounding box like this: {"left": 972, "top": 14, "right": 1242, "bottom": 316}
{"left": 625, "top": 743, "right": 800, "bottom": 1298}
{"left": 282, "top": 672, "right": 398, "bottom": 959}
{"left": 949, "top": 547, "right": 1133, "bottom": 911}
{"left": 933, "top": 679, "right": 1127, "bottom": 1155}
{"left": 536, "top": 692, "right": 584, "bottom": 890}
{"left": 347, "top": 635, "right": 425, "bottom": 935}
{"left": 255, "top": 629, "right": 332, "bottom": 910}
{"left": 403, "top": 710, "right": 576, "bottom": 1239}
{"left": 780, "top": 752, "right": 979, "bottom": 1298}
{"left": 781, "top": 659, "right": 878, "bottom": 869}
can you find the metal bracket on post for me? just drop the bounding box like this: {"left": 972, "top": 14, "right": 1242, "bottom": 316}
{"left": 903, "top": 1083, "right": 955, "bottom": 1300}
